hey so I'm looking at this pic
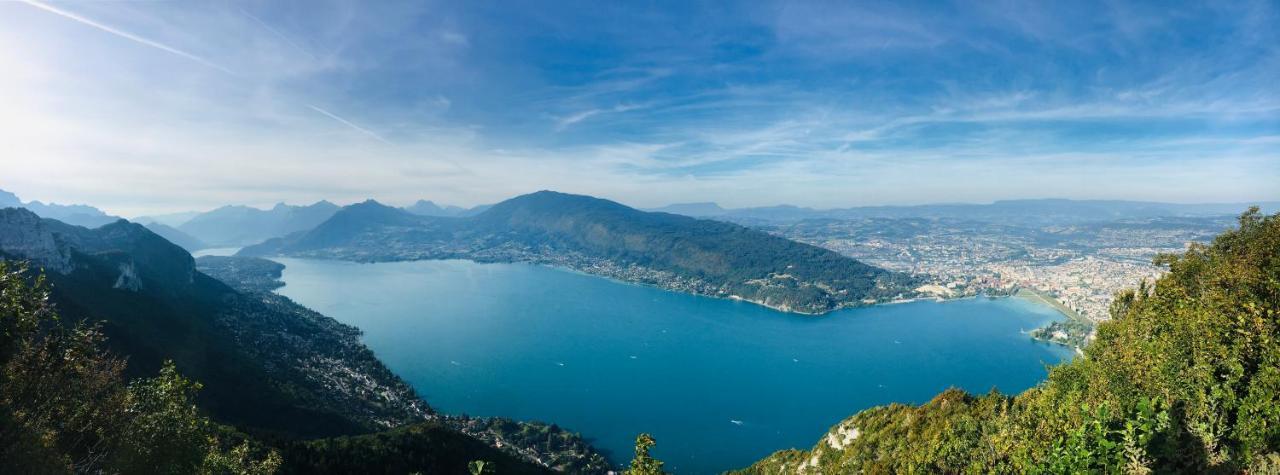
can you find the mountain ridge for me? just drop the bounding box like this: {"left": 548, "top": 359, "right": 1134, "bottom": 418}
{"left": 653, "top": 198, "right": 1280, "bottom": 224}
{"left": 242, "top": 191, "right": 917, "bottom": 314}
{"left": 0, "top": 207, "right": 612, "bottom": 472}
{"left": 176, "top": 201, "right": 341, "bottom": 247}
{"left": 0, "top": 188, "right": 121, "bottom": 228}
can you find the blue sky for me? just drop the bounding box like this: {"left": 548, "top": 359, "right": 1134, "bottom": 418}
{"left": 1, "top": 0, "right": 1276, "bottom": 215}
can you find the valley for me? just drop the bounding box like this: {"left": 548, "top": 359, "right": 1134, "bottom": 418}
{"left": 270, "top": 256, "right": 1071, "bottom": 473}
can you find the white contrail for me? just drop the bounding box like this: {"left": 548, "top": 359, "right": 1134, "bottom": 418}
{"left": 237, "top": 7, "right": 317, "bottom": 62}
{"left": 307, "top": 105, "right": 392, "bottom": 144}
{"left": 19, "top": 0, "right": 234, "bottom": 75}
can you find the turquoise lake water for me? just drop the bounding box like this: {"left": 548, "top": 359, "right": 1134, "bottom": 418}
{"left": 273, "top": 258, "right": 1073, "bottom": 474}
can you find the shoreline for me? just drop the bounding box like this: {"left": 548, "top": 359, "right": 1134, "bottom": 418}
{"left": 264, "top": 255, "right": 1054, "bottom": 319}
{"left": 1012, "top": 287, "right": 1090, "bottom": 323}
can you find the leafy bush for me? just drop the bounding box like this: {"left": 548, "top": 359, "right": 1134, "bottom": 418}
{"left": 0, "top": 262, "right": 280, "bottom": 474}
{"left": 738, "top": 209, "right": 1280, "bottom": 473}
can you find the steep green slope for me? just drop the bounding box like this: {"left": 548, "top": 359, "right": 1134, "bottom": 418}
{"left": 475, "top": 191, "right": 898, "bottom": 295}
{"left": 0, "top": 260, "right": 552, "bottom": 474}
{"left": 276, "top": 422, "right": 551, "bottom": 475}
{"left": 0, "top": 261, "right": 283, "bottom": 474}
{"left": 242, "top": 191, "right": 916, "bottom": 314}
{"left": 0, "top": 208, "right": 610, "bottom": 472}
{"left": 737, "top": 208, "right": 1280, "bottom": 473}
{"left": 0, "top": 208, "right": 424, "bottom": 438}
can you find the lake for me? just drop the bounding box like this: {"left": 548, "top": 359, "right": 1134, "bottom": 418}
{"left": 273, "top": 258, "right": 1072, "bottom": 474}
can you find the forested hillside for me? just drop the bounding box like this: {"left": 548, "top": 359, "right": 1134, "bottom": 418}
{"left": 737, "top": 208, "right": 1280, "bottom": 473}
{"left": 242, "top": 191, "right": 917, "bottom": 314}
{"left": 0, "top": 208, "right": 609, "bottom": 473}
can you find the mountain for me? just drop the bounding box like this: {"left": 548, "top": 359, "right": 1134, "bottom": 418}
{"left": 0, "top": 189, "right": 19, "bottom": 208}
{"left": 460, "top": 203, "right": 493, "bottom": 216}
{"left": 0, "top": 208, "right": 610, "bottom": 472}
{"left": 403, "top": 199, "right": 492, "bottom": 217}
{"left": 176, "top": 201, "right": 340, "bottom": 247}
{"left": 403, "top": 199, "right": 471, "bottom": 217}
{"left": 646, "top": 202, "right": 727, "bottom": 217}
{"left": 242, "top": 191, "right": 917, "bottom": 314}
{"left": 0, "top": 187, "right": 120, "bottom": 228}
{"left": 655, "top": 198, "right": 1280, "bottom": 225}
{"left": 133, "top": 210, "right": 202, "bottom": 227}
{"left": 143, "top": 222, "right": 206, "bottom": 252}
{"left": 0, "top": 208, "right": 423, "bottom": 436}
{"left": 736, "top": 209, "right": 1280, "bottom": 473}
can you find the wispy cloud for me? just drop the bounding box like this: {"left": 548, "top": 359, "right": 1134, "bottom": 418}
{"left": 18, "top": 0, "right": 234, "bottom": 75}
{"left": 556, "top": 103, "right": 648, "bottom": 131}
{"left": 307, "top": 105, "right": 392, "bottom": 144}
{"left": 1, "top": 0, "right": 1275, "bottom": 214}
{"left": 237, "top": 7, "right": 317, "bottom": 62}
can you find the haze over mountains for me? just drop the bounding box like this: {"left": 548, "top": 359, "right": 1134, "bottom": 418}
{"left": 0, "top": 206, "right": 609, "bottom": 473}
{"left": 651, "top": 199, "right": 1280, "bottom": 225}
{"left": 403, "top": 199, "right": 492, "bottom": 217}
{"left": 2, "top": 184, "right": 1278, "bottom": 472}
{"left": 172, "top": 201, "right": 342, "bottom": 247}
{"left": 241, "top": 191, "right": 915, "bottom": 314}
{"left": 0, "top": 188, "right": 121, "bottom": 228}
{"left": 0, "top": 207, "right": 427, "bottom": 434}
{"left": 5, "top": 186, "right": 1273, "bottom": 253}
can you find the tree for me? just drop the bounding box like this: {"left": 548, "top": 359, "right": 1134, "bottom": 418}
{"left": 112, "top": 361, "right": 216, "bottom": 473}
{"left": 468, "top": 459, "right": 495, "bottom": 474}
{"left": 0, "top": 261, "right": 280, "bottom": 474}
{"left": 738, "top": 209, "right": 1280, "bottom": 473}
{"left": 624, "top": 433, "right": 666, "bottom": 475}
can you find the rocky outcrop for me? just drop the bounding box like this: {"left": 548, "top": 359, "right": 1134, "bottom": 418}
{"left": 0, "top": 208, "right": 74, "bottom": 273}
{"left": 0, "top": 209, "right": 196, "bottom": 296}
{"left": 113, "top": 261, "right": 143, "bottom": 291}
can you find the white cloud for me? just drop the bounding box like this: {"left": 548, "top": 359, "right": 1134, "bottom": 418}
{"left": 307, "top": 105, "right": 392, "bottom": 144}
{"left": 18, "top": 0, "right": 234, "bottom": 74}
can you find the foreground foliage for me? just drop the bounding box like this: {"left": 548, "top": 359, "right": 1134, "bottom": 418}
{"left": 739, "top": 208, "right": 1280, "bottom": 473}
{"left": 624, "top": 433, "right": 665, "bottom": 475}
{"left": 273, "top": 422, "right": 547, "bottom": 474}
{"left": 0, "top": 259, "right": 561, "bottom": 474}
{"left": 0, "top": 262, "right": 280, "bottom": 474}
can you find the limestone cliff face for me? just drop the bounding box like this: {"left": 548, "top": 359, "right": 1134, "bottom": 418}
{"left": 113, "top": 261, "right": 143, "bottom": 291}
{"left": 0, "top": 208, "right": 195, "bottom": 294}
{"left": 0, "top": 207, "right": 74, "bottom": 273}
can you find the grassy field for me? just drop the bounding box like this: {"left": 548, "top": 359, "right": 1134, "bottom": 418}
{"left": 1015, "top": 287, "right": 1090, "bottom": 324}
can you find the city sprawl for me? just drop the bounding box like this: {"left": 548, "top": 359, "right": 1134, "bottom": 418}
{"left": 752, "top": 216, "right": 1235, "bottom": 323}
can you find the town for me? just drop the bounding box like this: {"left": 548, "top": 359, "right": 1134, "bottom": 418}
{"left": 752, "top": 215, "right": 1234, "bottom": 323}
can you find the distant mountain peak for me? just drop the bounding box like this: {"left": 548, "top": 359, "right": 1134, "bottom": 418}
{"left": 649, "top": 202, "right": 728, "bottom": 217}
{"left": 0, "top": 188, "right": 119, "bottom": 228}
{"left": 329, "top": 199, "right": 419, "bottom": 224}
{"left": 352, "top": 198, "right": 391, "bottom": 208}
{"left": 0, "top": 189, "right": 20, "bottom": 208}
{"left": 479, "top": 190, "right": 633, "bottom": 222}
{"left": 0, "top": 207, "right": 74, "bottom": 273}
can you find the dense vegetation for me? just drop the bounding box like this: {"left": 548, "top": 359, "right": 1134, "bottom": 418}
{"left": 0, "top": 261, "right": 551, "bottom": 474}
{"left": 475, "top": 191, "right": 914, "bottom": 304}
{"left": 738, "top": 208, "right": 1280, "bottom": 473}
{"left": 0, "top": 262, "right": 281, "bottom": 473}
{"left": 1030, "top": 318, "right": 1093, "bottom": 349}
{"left": 25, "top": 216, "right": 419, "bottom": 438}
{"left": 273, "top": 422, "right": 548, "bottom": 474}
{"left": 242, "top": 191, "right": 918, "bottom": 313}
{"left": 0, "top": 208, "right": 608, "bottom": 473}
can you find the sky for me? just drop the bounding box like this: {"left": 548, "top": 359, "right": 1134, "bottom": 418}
{"left": 1, "top": 0, "right": 1277, "bottom": 216}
